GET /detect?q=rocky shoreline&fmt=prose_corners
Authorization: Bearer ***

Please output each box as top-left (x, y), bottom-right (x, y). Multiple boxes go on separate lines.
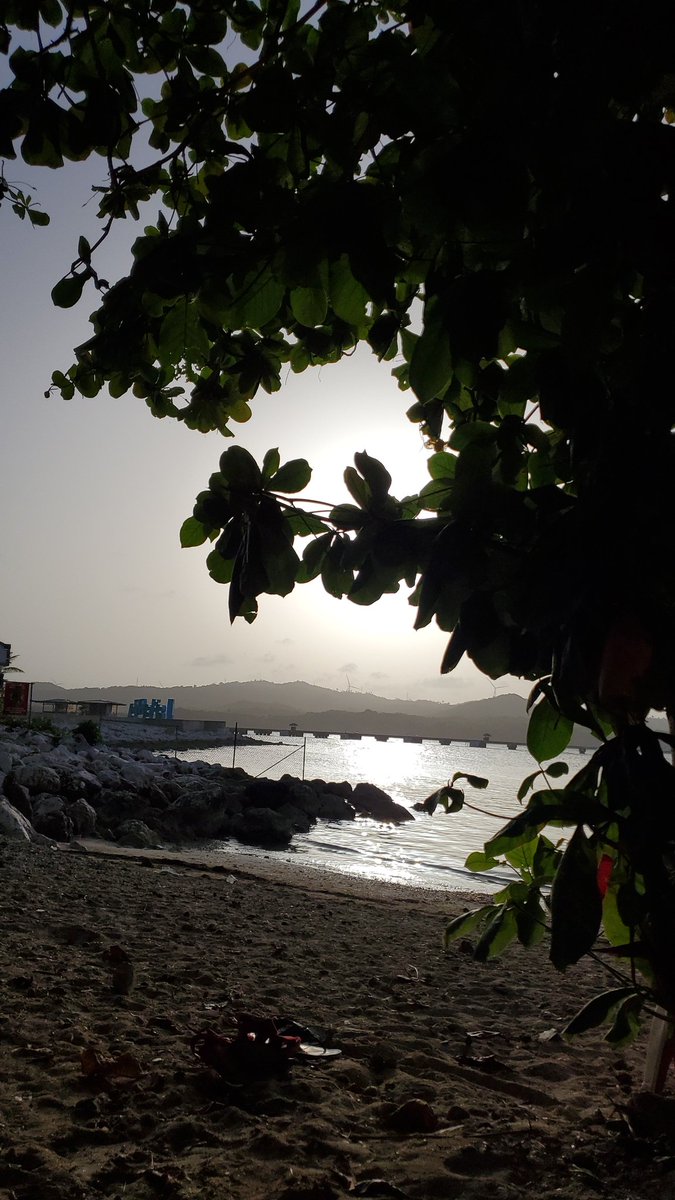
top-left (0, 724), bottom-right (414, 851)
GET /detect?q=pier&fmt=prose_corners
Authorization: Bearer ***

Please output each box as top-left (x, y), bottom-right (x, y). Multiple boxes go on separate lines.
top-left (245, 728), bottom-right (590, 752)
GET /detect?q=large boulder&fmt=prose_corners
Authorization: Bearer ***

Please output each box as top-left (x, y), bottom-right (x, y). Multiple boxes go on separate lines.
top-left (315, 790), bottom-right (356, 821)
top-left (120, 761), bottom-right (160, 788)
top-left (0, 798), bottom-right (36, 841)
top-left (140, 780), bottom-right (170, 809)
top-left (12, 764), bottom-right (61, 795)
top-left (244, 779), bottom-right (297, 810)
top-left (57, 768), bottom-right (102, 801)
top-left (116, 819), bottom-right (158, 848)
top-left (351, 782), bottom-right (414, 824)
top-left (3, 775), bottom-right (32, 821)
top-left (32, 794), bottom-right (74, 841)
top-left (277, 803), bottom-right (313, 834)
top-left (90, 788), bottom-right (149, 828)
top-left (312, 779), bottom-right (353, 800)
top-left (168, 788), bottom-right (245, 839)
top-left (230, 807), bottom-right (296, 847)
top-left (278, 778), bottom-right (321, 817)
top-left (69, 797), bottom-right (97, 837)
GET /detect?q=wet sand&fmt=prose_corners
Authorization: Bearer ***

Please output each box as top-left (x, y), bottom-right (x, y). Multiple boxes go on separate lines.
top-left (0, 838), bottom-right (663, 1199)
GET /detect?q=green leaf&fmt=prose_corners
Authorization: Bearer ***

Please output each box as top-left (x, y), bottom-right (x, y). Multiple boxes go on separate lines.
top-left (159, 303), bottom-right (210, 367)
top-left (484, 793), bottom-right (579, 858)
top-left (27, 208), bottom-right (50, 226)
top-left (51, 275), bottom-right (84, 308)
top-left (321, 537), bottom-right (353, 598)
top-left (474, 907), bottom-right (518, 961)
top-left (409, 294), bottom-right (453, 402)
top-left (291, 285), bottom-right (328, 327)
top-left (451, 772), bottom-right (489, 789)
top-left (442, 786), bottom-right (465, 812)
top-left (418, 479), bottom-right (453, 511)
top-left (329, 504), bottom-right (365, 530)
top-left (545, 761), bottom-right (569, 779)
top-left (239, 273), bottom-right (285, 328)
top-left (427, 452), bottom-right (456, 480)
top-left (262, 447), bottom-right (281, 480)
top-left (550, 828), bottom-right (602, 970)
top-left (344, 466), bottom-right (372, 509)
top-left (604, 994), bottom-right (644, 1047)
top-left (517, 770), bottom-right (542, 802)
top-left (206, 546), bottom-right (235, 584)
top-left (269, 458), bottom-right (312, 493)
top-left (602, 883), bottom-right (633, 949)
top-left (527, 697), bottom-right (573, 763)
top-left (219, 446), bottom-right (262, 488)
top-left (465, 850), bottom-right (500, 873)
top-left (563, 987), bottom-right (640, 1037)
top-left (416, 785), bottom-right (465, 814)
top-left (353, 451), bottom-right (392, 504)
top-left (297, 531), bottom-right (333, 582)
top-left (514, 891), bottom-right (548, 949)
top-left (255, 517), bottom-right (300, 596)
top-left (285, 510), bottom-right (328, 536)
top-left (180, 516), bottom-right (209, 547)
top-left (444, 904), bottom-right (497, 947)
top-left (330, 258), bottom-right (369, 325)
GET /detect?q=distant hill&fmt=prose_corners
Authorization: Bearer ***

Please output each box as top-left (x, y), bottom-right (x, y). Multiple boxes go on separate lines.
top-left (30, 679), bottom-right (612, 746)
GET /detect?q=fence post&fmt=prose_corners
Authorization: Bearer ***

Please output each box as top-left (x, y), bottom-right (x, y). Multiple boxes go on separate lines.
top-left (302, 737), bottom-right (307, 781)
top-left (232, 722), bottom-right (238, 769)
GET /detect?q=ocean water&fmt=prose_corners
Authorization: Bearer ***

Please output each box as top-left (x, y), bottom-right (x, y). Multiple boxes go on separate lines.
top-left (175, 736), bottom-right (589, 892)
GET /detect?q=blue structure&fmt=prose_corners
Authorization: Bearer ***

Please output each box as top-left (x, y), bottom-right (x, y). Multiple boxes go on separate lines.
top-left (128, 697), bottom-right (175, 721)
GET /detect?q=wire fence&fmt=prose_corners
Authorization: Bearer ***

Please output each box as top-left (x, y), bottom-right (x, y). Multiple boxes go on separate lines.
top-left (229, 725), bottom-right (306, 779)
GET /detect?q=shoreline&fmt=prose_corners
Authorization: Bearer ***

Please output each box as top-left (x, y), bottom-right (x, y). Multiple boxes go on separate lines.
top-left (68, 836), bottom-right (493, 911)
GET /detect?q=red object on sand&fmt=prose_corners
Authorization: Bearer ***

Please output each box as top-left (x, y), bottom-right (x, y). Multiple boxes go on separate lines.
top-left (191, 1014), bottom-right (301, 1080)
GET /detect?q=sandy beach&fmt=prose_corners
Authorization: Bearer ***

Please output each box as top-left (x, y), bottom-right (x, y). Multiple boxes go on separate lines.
top-left (0, 838), bottom-right (667, 1200)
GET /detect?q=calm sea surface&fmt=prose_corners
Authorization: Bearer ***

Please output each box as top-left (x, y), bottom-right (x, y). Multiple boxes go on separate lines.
top-left (176, 736), bottom-right (588, 892)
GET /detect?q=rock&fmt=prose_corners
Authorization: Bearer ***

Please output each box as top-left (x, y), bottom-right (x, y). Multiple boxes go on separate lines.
top-left (315, 790), bottom-right (356, 821)
top-left (120, 761), bottom-right (159, 788)
top-left (32, 795), bottom-right (74, 842)
top-left (3, 775), bottom-right (33, 820)
top-left (116, 819), bottom-right (158, 848)
top-left (12, 764), bottom-right (61, 795)
top-left (90, 787), bottom-right (148, 826)
top-left (0, 722), bottom-right (398, 853)
top-left (385, 1098), bottom-right (439, 1133)
top-left (244, 779), bottom-right (297, 810)
top-left (0, 798), bottom-right (35, 841)
top-left (140, 781), bottom-right (170, 809)
top-left (277, 803), bottom-right (313, 834)
top-left (281, 778), bottom-right (321, 817)
top-left (168, 788), bottom-right (245, 839)
top-left (69, 797), bottom-right (97, 837)
top-left (230, 807), bottom-right (295, 847)
top-left (309, 777), bottom-right (353, 796)
top-left (351, 782), bottom-right (414, 823)
top-left (58, 768), bottom-right (102, 801)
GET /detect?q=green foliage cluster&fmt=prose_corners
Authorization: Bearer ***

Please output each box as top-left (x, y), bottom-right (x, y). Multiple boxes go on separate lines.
top-left (74, 718), bottom-right (102, 744)
top-left (433, 712), bottom-right (675, 1048)
top-left (4, 1), bottom-right (675, 1049)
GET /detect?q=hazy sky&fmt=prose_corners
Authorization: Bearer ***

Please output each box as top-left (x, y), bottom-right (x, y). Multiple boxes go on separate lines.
top-left (0, 155), bottom-right (528, 704)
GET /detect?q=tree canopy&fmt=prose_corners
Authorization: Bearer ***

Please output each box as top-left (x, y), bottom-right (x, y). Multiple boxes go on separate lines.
top-left (5, 0), bottom-right (675, 1046)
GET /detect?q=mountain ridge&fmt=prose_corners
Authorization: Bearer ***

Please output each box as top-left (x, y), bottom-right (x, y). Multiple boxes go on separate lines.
top-left (30, 680), bottom-right (602, 745)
